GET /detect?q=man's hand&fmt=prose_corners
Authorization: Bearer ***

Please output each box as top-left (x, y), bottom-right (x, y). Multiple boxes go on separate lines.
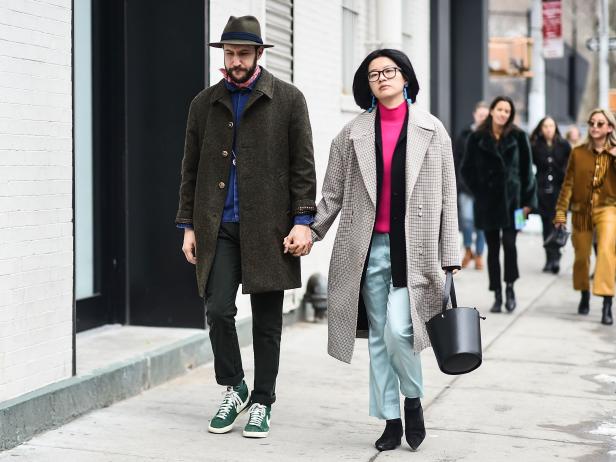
top-left (523, 206), bottom-right (532, 218)
top-left (283, 225), bottom-right (313, 257)
top-left (182, 228), bottom-right (197, 264)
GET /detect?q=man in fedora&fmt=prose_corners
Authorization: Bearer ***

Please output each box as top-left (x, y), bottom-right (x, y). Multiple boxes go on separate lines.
top-left (175, 15), bottom-right (316, 438)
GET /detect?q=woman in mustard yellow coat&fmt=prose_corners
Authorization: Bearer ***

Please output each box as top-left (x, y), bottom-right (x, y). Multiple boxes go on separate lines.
top-left (554, 108), bottom-right (616, 325)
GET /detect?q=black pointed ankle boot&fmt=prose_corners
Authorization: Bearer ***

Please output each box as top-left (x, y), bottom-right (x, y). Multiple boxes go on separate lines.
top-left (375, 418), bottom-right (403, 451)
top-left (505, 283), bottom-right (516, 312)
top-left (601, 297), bottom-right (613, 325)
top-left (490, 288), bottom-right (502, 313)
top-left (404, 398), bottom-right (426, 451)
top-left (578, 290), bottom-right (590, 315)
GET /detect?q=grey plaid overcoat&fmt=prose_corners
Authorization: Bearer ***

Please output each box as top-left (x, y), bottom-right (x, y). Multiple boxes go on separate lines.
top-left (311, 104), bottom-right (460, 364)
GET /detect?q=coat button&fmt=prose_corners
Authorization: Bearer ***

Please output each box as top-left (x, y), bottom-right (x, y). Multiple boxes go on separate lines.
top-left (222, 150), bottom-right (229, 157)
top-left (418, 212), bottom-right (423, 217)
top-left (418, 205), bottom-right (423, 209)
top-left (228, 121), bottom-right (234, 128)
top-left (218, 181), bottom-right (226, 189)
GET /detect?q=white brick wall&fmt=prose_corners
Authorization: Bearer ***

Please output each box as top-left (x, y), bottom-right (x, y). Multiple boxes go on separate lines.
top-left (0, 0), bottom-right (73, 402)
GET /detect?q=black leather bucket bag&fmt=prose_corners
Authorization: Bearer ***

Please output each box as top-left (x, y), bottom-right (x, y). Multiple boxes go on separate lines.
top-left (426, 271), bottom-right (485, 375)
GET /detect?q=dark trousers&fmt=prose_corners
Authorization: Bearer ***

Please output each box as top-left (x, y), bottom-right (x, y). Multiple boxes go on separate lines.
top-left (540, 212), bottom-right (561, 260)
top-left (205, 223), bottom-right (284, 405)
top-left (484, 228), bottom-right (519, 291)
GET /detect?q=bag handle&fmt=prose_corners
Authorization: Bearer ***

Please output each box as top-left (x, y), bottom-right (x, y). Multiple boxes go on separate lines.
top-left (442, 270), bottom-right (458, 313)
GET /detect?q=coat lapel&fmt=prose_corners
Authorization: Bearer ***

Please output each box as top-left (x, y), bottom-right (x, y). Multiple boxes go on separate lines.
top-left (210, 80), bottom-right (233, 114)
top-left (243, 68), bottom-right (274, 114)
top-left (350, 111), bottom-right (377, 207)
top-left (405, 104), bottom-right (435, 203)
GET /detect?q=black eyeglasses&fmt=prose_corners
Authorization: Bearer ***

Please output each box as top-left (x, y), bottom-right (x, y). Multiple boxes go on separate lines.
top-left (588, 120), bottom-right (607, 128)
top-left (367, 67), bottom-right (401, 82)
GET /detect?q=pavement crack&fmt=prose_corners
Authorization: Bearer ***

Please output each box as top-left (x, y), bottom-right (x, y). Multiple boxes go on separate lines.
top-left (428, 426), bottom-right (601, 446)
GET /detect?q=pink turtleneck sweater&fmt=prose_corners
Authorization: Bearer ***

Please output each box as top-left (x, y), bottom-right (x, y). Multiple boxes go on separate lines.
top-left (375, 100), bottom-right (407, 233)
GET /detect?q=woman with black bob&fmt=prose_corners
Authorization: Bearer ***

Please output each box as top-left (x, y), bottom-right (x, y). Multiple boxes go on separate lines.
top-left (307, 49), bottom-right (460, 452)
top-left (530, 116), bottom-right (571, 273)
top-left (461, 96), bottom-right (537, 313)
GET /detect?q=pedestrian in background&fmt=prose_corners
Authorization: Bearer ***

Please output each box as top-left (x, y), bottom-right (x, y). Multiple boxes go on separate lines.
top-left (454, 101), bottom-right (489, 270)
top-left (530, 116), bottom-right (571, 273)
top-left (176, 16), bottom-right (317, 438)
top-left (554, 108), bottom-right (616, 325)
top-left (566, 125), bottom-right (582, 147)
top-left (461, 96), bottom-right (537, 314)
top-left (307, 49), bottom-right (459, 452)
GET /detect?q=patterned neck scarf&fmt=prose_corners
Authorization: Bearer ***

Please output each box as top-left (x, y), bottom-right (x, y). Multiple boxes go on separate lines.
top-left (219, 65), bottom-right (262, 89)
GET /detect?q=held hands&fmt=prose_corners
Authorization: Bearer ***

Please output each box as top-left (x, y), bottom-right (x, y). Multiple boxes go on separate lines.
top-left (182, 228), bottom-right (197, 264)
top-left (283, 225), bottom-right (313, 257)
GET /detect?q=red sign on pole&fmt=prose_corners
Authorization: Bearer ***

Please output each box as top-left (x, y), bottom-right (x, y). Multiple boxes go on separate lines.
top-left (543, 0), bottom-right (564, 59)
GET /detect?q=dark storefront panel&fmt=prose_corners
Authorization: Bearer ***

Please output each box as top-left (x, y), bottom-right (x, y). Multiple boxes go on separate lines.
top-left (125, 0), bottom-right (206, 327)
top-left (76, 0), bottom-right (207, 331)
top-left (450, 0), bottom-right (489, 138)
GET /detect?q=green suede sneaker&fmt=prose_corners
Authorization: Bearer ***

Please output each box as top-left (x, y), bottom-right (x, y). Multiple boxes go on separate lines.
top-left (207, 380), bottom-right (250, 434)
top-left (242, 403), bottom-right (271, 438)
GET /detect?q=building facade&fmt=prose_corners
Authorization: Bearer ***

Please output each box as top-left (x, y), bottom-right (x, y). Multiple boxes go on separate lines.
top-left (0, 0), bottom-right (488, 404)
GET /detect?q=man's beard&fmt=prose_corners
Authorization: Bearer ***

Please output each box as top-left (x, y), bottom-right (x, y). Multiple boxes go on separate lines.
top-left (226, 57), bottom-right (258, 84)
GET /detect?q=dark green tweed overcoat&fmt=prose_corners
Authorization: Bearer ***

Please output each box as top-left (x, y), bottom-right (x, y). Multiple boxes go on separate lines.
top-left (175, 68), bottom-right (317, 296)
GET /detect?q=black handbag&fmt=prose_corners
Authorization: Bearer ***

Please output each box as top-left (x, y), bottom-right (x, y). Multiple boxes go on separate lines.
top-left (426, 271), bottom-right (485, 375)
top-left (543, 227), bottom-right (570, 249)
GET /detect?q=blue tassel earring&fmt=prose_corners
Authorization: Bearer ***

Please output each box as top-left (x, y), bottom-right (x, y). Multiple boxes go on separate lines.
top-left (368, 95), bottom-right (377, 113)
top-left (403, 84), bottom-right (413, 104)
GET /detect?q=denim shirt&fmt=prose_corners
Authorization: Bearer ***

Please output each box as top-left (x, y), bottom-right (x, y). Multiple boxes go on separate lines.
top-left (178, 74), bottom-right (313, 229)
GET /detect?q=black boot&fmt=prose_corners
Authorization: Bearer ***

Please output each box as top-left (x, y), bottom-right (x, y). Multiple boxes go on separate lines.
top-left (542, 250), bottom-right (552, 272)
top-left (578, 290), bottom-right (590, 315)
top-left (550, 249), bottom-right (561, 274)
top-left (375, 418), bottom-right (403, 451)
top-left (505, 283), bottom-right (516, 312)
top-left (490, 288), bottom-right (502, 313)
top-left (404, 398), bottom-right (426, 451)
top-left (601, 297), bottom-right (613, 325)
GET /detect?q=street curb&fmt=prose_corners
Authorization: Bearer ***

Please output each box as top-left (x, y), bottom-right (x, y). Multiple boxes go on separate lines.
top-left (0, 308), bottom-right (301, 451)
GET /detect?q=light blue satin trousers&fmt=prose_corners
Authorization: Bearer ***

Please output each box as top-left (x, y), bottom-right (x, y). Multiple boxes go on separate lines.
top-left (361, 233), bottom-right (424, 420)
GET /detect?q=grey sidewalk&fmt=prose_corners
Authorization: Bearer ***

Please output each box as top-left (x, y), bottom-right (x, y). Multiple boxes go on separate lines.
top-left (1, 233), bottom-right (615, 461)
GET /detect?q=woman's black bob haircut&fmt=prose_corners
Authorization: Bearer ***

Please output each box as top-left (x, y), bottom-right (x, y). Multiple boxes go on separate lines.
top-left (352, 49), bottom-right (420, 110)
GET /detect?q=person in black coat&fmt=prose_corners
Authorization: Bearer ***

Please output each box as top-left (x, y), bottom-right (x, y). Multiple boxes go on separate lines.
top-left (461, 96), bottom-right (538, 313)
top-left (530, 116), bottom-right (571, 274)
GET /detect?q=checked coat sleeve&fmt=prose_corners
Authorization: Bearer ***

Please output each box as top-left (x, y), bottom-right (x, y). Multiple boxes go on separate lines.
top-left (437, 121), bottom-right (461, 269)
top-left (311, 132), bottom-right (347, 242)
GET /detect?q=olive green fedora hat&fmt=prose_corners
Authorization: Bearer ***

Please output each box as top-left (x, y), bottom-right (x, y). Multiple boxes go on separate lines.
top-left (209, 15), bottom-right (274, 48)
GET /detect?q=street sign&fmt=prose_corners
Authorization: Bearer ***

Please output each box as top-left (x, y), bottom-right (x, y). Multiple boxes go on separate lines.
top-left (543, 0), bottom-right (564, 59)
top-left (586, 37), bottom-right (616, 52)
